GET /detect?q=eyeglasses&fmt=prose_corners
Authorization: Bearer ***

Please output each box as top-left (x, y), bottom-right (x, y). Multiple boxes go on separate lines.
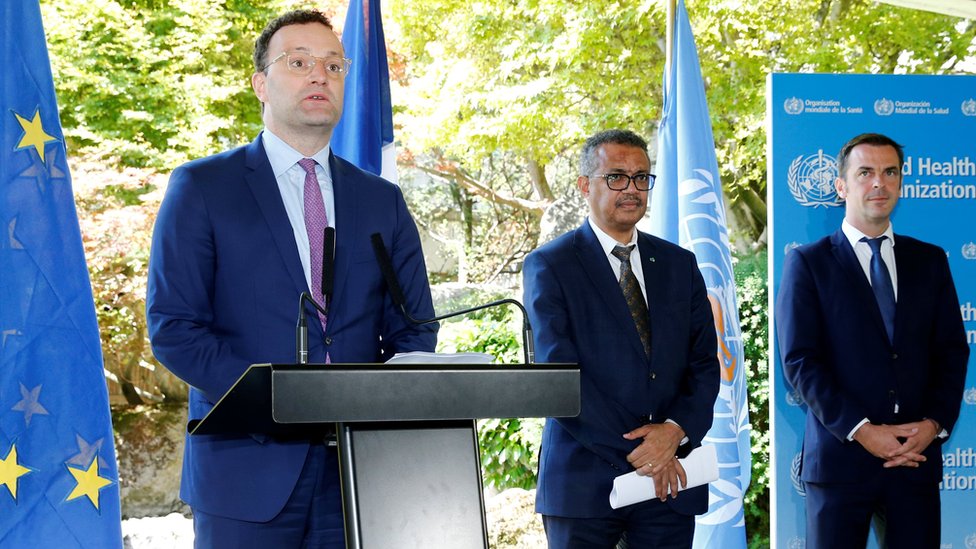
top-left (588, 173), bottom-right (656, 191)
top-left (263, 51), bottom-right (352, 78)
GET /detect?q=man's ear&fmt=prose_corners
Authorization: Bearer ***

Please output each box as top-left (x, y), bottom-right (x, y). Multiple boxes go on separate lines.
top-left (251, 71), bottom-right (267, 103)
top-left (835, 177), bottom-right (846, 200)
top-left (577, 176), bottom-right (590, 197)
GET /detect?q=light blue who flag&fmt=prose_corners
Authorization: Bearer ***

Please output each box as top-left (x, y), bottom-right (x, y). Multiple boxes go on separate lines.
top-left (332, 0), bottom-right (397, 181)
top-left (649, 1), bottom-right (751, 547)
top-left (0, 1), bottom-right (123, 547)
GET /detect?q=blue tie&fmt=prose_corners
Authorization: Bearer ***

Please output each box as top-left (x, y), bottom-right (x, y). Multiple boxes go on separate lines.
top-left (862, 236), bottom-right (896, 342)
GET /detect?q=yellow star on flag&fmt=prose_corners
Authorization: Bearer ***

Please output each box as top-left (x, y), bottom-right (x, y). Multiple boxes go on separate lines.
top-left (66, 457), bottom-right (113, 510)
top-left (0, 444), bottom-right (32, 501)
top-left (14, 109), bottom-right (58, 162)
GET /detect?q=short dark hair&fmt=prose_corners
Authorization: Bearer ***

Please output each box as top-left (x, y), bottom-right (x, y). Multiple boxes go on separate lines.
top-left (580, 129), bottom-right (649, 176)
top-left (253, 9), bottom-right (334, 72)
top-left (837, 133), bottom-right (905, 178)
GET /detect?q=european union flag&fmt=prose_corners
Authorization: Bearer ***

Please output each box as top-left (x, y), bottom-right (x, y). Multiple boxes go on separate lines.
top-left (649, 1), bottom-right (751, 547)
top-left (1, 1), bottom-right (123, 546)
top-left (332, 0), bottom-right (397, 182)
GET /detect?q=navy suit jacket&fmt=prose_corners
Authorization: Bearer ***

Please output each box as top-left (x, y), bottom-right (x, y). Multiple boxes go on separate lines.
top-left (146, 135), bottom-right (437, 521)
top-left (776, 229), bottom-right (968, 484)
top-left (523, 222), bottom-right (719, 518)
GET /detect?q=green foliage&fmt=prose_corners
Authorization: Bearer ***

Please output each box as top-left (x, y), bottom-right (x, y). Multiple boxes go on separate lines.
top-left (477, 417), bottom-right (544, 492)
top-left (393, 0), bottom-right (665, 168)
top-left (42, 0), bottom-right (279, 169)
top-left (734, 248), bottom-right (770, 548)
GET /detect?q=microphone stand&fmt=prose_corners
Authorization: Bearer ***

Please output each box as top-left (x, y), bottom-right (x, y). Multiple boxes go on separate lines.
top-left (398, 298), bottom-right (535, 365)
top-left (296, 292), bottom-right (329, 365)
top-left (297, 226), bottom-right (336, 365)
top-left (370, 233), bottom-right (535, 365)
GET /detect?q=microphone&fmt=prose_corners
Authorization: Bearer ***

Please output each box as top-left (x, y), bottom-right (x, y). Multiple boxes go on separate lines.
top-left (370, 233), bottom-right (536, 364)
top-left (297, 227), bottom-right (336, 364)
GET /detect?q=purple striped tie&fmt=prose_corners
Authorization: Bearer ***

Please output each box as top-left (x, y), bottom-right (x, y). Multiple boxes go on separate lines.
top-left (299, 158), bottom-right (329, 331)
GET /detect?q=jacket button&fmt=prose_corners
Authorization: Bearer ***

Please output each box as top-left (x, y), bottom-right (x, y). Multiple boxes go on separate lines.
top-left (649, 372), bottom-right (657, 380)
top-left (892, 353), bottom-right (898, 360)
top-left (324, 337), bottom-right (333, 345)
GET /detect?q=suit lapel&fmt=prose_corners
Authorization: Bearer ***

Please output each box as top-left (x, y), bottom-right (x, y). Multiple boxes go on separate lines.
top-left (828, 228), bottom-right (889, 342)
top-left (637, 233), bottom-right (661, 353)
top-left (244, 135), bottom-right (308, 295)
top-left (573, 223), bottom-right (648, 360)
top-left (327, 153), bottom-right (359, 324)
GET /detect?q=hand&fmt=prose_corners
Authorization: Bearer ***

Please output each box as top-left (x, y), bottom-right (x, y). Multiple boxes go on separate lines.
top-left (624, 422), bottom-right (684, 481)
top-left (647, 456), bottom-right (687, 501)
top-left (893, 419), bottom-right (940, 466)
top-left (852, 423), bottom-right (926, 468)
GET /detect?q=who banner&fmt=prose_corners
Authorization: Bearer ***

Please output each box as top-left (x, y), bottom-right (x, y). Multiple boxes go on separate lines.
top-left (769, 73), bottom-right (976, 548)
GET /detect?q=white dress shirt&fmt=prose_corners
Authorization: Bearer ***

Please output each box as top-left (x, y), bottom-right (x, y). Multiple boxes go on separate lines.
top-left (841, 219), bottom-right (898, 300)
top-left (261, 129), bottom-right (335, 291)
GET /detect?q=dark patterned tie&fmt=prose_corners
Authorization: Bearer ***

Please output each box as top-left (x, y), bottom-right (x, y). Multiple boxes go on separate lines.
top-left (299, 158), bottom-right (329, 331)
top-left (862, 236), bottom-right (896, 342)
top-left (611, 245), bottom-right (651, 358)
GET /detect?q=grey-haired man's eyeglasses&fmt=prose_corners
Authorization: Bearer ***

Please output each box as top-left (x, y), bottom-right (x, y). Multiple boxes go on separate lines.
top-left (588, 173), bottom-right (656, 191)
top-left (263, 51), bottom-right (352, 78)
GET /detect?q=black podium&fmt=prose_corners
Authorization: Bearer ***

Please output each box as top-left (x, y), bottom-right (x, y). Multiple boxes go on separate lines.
top-left (189, 362), bottom-right (579, 549)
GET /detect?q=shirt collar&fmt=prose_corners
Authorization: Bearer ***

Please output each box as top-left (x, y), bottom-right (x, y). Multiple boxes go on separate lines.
top-left (261, 129), bottom-right (332, 179)
top-left (588, 216), bottom-right (638, 257)
top-left (841, 218), bottom-right (895, 249)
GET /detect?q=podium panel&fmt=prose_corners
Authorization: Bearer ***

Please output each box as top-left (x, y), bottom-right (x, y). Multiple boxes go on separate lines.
top-left (340, 421), bottom-right (487, 549)
top-left (270, 363), bottom-right (580, 423)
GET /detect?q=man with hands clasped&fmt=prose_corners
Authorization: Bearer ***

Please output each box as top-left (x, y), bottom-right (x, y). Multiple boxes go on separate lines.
top-left (524, 129), bottom-right (720, 548)
top-left (776, 133), bottom-right (969, 548)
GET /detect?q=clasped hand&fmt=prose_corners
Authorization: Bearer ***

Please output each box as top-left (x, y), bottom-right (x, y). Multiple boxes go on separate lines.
top-left (623, 423), bottom-right (686, 501)
top-left (852, 419), bottom-right (939, 468)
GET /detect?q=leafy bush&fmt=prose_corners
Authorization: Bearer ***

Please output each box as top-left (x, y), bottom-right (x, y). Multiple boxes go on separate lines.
top-left (734, 248), bottom-right (770, 549)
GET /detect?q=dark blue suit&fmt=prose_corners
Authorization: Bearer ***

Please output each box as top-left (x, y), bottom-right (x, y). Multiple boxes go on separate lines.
top-left (523, 222), bottom-right (719, 528)
top-left (776, 229), bottom-right (969, 546)
top-left (146, 134), bottom-right (436, 523)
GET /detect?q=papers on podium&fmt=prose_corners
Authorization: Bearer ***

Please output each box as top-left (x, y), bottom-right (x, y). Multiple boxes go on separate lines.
top-left (609, 444), bottom-right (719, 509)
top-left (387, 351), bottom-right (495, 364)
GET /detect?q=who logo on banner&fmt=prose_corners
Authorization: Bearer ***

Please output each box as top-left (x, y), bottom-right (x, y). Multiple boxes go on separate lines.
top-left (874, 97), bottom-right (895, 116)
top-left (961, 98), bottom-right (976, 116)
top-left (964, 387), bottom-right (976, 405)
top-left (784, 97), bottom-right (804, 115)
top-left (962, 242), bottom-right (976, 260)
top-left (787, 150), bottom-right (844, 207)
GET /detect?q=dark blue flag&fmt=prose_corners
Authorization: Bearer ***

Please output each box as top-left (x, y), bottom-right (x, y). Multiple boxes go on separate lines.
top-left (332, 0), bottom-right (397, 181)
top-left (0, 1), bottom-right (123, 546)
top-left (649, 1), bottom-right (750, 547)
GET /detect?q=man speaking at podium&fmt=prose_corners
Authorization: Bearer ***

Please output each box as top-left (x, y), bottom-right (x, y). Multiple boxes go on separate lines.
top-left (523, 129), bottom-right (719, 548)
top-left (146, 9), bottom-right (436, 548)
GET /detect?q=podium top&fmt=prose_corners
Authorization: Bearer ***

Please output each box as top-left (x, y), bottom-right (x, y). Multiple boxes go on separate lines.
top-left (189, 362), bottom-right (580, 436)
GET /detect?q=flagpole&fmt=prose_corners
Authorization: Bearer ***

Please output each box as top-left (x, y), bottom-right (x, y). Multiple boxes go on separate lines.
top-left (664, 0), bottom-right (676, 95)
